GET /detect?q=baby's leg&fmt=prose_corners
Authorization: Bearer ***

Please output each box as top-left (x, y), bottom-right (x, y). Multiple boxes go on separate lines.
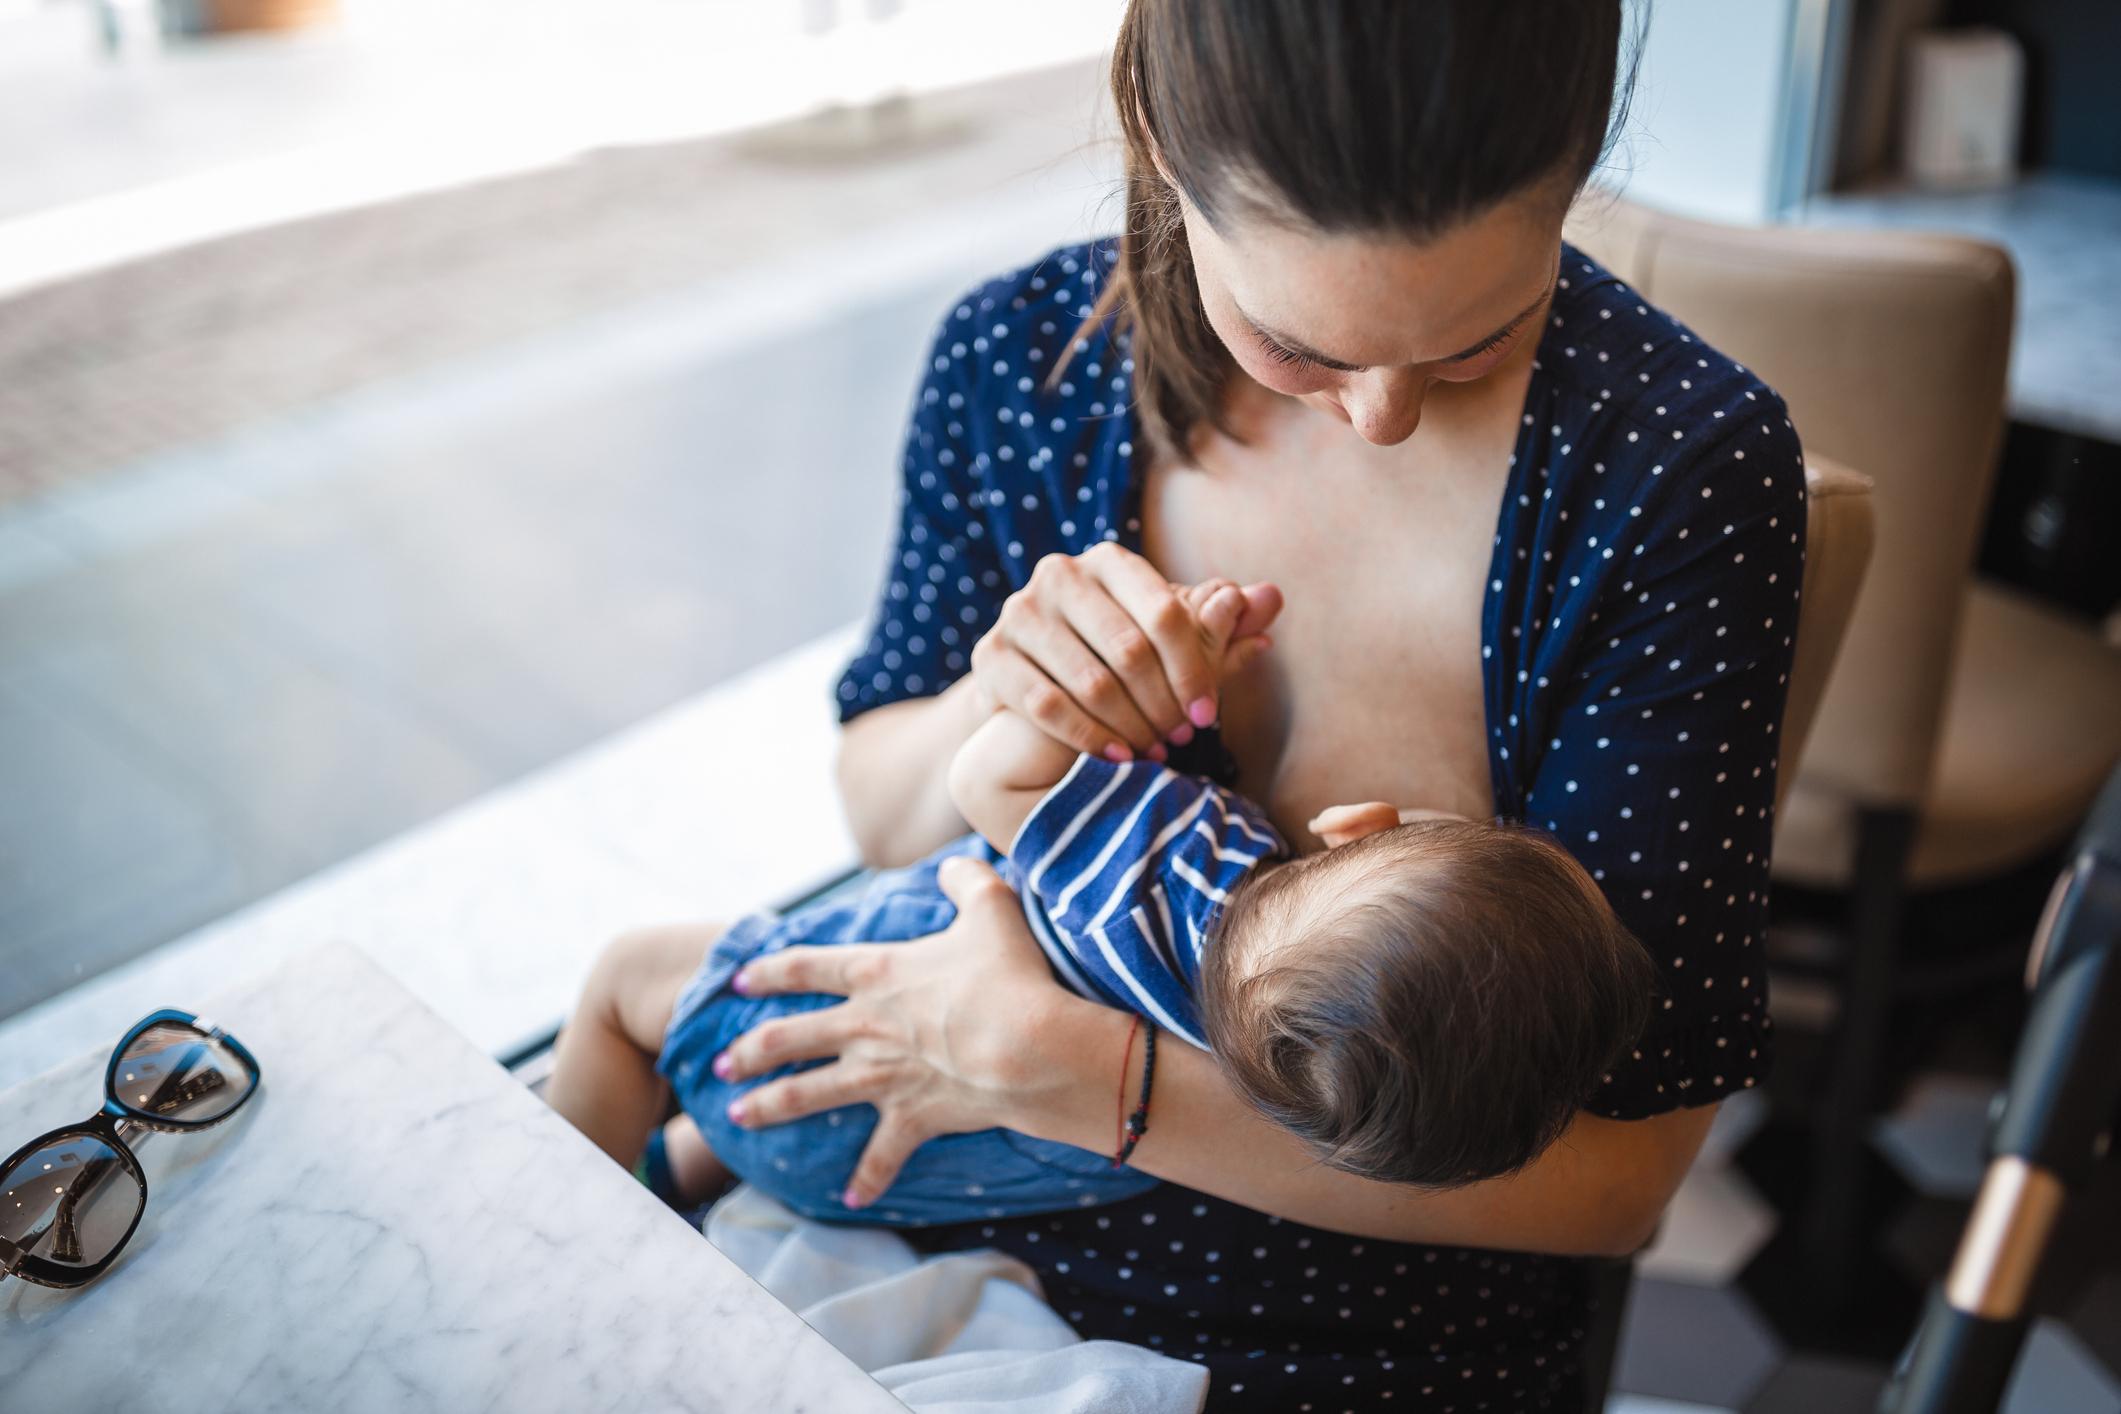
top-left (545, 922), bottom-right (722, 1168)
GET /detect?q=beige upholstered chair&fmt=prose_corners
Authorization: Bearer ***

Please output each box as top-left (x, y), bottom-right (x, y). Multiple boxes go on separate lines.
top-left (1778, 457), bottom-right (1875, 820)
top-left (1565, 192), bottom-right (2121, 1310)
top-left (1567, 194), bottom-right (2121, 898)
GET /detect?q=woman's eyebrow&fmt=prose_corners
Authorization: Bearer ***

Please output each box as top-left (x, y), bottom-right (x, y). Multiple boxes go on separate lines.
top-left (1241, 279), bottom-right (1553, 371)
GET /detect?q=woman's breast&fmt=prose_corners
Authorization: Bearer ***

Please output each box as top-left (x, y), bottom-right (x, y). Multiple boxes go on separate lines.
top-left (1137, 412), bottom-right (1508, 847)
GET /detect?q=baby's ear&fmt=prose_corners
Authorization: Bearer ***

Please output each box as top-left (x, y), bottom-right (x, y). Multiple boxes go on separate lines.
top-left (1307, 801), bottom-right (1402, 848)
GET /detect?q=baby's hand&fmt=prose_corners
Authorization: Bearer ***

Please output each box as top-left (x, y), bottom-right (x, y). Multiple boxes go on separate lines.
top-left (1174, 577), bottom-right (1282, 684)
top-left (1308, 802), bottom-right (1471, 849)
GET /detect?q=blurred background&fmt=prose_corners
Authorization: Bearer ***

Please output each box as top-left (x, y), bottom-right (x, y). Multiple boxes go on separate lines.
top-left (0, 0), bottom-right (1135, 1013)
top-left (0, 1), bottom-right (2116, 1410)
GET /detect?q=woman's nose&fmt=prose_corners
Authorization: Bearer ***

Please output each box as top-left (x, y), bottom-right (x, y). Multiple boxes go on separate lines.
top-left (1340, 368), bottom-right (1428, 446)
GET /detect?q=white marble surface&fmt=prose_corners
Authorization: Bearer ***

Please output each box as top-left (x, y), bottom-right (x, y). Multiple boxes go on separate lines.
top-left (0, 940), bottom-right (906, 1414)
top-left (0, 624), bottom-right (864, 1086)
top-left (1802, 172), bottom-right (2121, 444)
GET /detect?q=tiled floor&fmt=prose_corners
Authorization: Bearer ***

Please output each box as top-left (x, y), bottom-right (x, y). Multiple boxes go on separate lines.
top-left (1602, 993), bottom-right (2121, 1413)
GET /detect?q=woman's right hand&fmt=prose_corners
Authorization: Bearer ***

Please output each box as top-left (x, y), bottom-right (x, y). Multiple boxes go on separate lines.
top-left (968, 541), bottom-right (1281, 762)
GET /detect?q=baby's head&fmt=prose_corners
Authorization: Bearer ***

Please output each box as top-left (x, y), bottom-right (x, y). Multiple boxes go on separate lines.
top-left (1198, 818), bottom-right (1655, 1188)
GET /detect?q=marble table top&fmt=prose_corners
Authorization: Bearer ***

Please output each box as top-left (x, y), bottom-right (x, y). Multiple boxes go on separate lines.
top-left (0, 941), bottom-right (906, 1414)
top-left (1802, 172), bottom-right (2121, 445)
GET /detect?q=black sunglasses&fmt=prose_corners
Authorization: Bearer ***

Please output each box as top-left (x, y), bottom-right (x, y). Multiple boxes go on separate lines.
top-left (1, 1009), bottom-right (260, 1289)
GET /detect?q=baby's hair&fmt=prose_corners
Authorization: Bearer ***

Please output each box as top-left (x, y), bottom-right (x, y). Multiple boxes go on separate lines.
top-left (1198, 818), bottom-right (1655, 1188)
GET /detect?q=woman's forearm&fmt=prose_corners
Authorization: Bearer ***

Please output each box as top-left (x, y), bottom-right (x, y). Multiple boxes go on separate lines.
top-left (835, 675), bottom-right (992, 868)
top-left (1007, 990), bottom-right (1712, 1257)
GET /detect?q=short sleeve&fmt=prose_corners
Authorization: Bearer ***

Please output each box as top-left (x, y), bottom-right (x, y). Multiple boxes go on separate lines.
top-left (832, 307), bottom-right (1007, 724)
top-left (1008, 755), bottom-right (1286, 1047)
top-left (1527, 405), bottom-right (1808, 1120)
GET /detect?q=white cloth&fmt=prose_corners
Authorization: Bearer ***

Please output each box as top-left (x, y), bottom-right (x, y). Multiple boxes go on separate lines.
top-left (704, 1185), bottom-right (1209, 1414)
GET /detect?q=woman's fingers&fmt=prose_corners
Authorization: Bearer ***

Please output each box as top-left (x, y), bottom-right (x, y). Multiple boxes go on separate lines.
top-left (972, 639), bottom-right (1128, 760)
top-left (1011, 603), bottom-right (1165, 758)
top-left (842, 1115), bottom-right (928, 1211)
top-left (733, 940), bottom-right (891, 1000)
top-left (714, 1006), bottom-right (858, 1082)
top-left (1084, 545), bottom-right (1220, 730)
top-left (727, 1058), bottom-right (884, 1129)
top-left (935, 852), bottom-right (1018, 912)
top-left (1051, 584), bottom-right (1187, 752)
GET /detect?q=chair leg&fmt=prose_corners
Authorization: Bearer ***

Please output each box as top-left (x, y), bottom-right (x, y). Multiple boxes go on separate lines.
top-left (1803, 806), bottom-right (1917, 1302)
top-left (1579, 1255), bottom-right (1638, 1410)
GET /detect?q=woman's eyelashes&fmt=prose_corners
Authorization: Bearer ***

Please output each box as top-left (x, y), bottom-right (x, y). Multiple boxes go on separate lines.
top-left (1250, 324), bottom-right (1517, 377)
top-left (1254, 329), bottom-right (1324, 373)
top-left (1455, 328), bottom-right (1514, 362)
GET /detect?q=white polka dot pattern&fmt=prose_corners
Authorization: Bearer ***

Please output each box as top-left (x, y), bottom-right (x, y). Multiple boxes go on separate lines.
top-left (843, 239), bottom-right (1808, 1412)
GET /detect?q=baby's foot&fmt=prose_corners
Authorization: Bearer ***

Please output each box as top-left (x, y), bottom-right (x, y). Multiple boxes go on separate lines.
top-left (660, 1114), bottom-right (735, 1207)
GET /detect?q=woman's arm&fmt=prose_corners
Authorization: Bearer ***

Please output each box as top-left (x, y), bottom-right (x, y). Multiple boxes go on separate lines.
top-left (1003, 978), bottom-right (1713, 1256)
top-left (713, 855), bottom-right (1714, 1256)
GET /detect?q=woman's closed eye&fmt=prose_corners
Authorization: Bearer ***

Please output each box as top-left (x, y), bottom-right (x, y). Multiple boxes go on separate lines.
top-left (1253, 328), bottom-right (1332, 374)
top-left (1251, 323), bottom-right (1518, 376)
top-left (1451, 327), bottom-right (1516, 363)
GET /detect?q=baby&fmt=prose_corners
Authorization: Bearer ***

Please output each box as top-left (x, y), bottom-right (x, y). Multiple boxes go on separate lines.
top-left (557, 580), bottom-right (1654, 1224)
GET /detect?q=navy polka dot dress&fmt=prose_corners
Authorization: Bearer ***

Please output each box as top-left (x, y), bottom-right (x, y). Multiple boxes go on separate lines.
top-left (837, 239), bottom-right (1807, 1412)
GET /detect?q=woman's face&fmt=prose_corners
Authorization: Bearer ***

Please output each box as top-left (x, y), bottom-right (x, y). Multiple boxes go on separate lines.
top-left (1182, 188), bottom-right (1567, 447)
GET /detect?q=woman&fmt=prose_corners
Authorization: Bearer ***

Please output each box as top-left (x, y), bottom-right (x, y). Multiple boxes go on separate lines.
top-left (600, 3), bottom-right (1805, 1408)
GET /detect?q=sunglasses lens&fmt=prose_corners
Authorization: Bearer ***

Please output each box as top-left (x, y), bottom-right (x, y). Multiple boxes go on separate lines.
top-left (2, 1133), bottom-right (143, 1273)
top-left (115, 1022), bottom-right (255, 1125)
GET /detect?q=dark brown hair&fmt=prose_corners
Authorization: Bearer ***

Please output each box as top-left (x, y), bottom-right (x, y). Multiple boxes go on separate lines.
top-left (1198, 819), bottom-right (1656, 1187)
top-left (1074, 0), bottom-right (1637, 459)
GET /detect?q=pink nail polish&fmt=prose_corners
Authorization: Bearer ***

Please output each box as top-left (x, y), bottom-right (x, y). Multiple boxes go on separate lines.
top-left (1188, 696), bottom-right (1217, 728)
top-left (726, 1100), bottom-right (747, 1126)
top-left (731, 970), bottom-right (752, 996)
top-left (1102, 743), bottom-right (1132, 763)
top-left (1168, 721), bottom-right (1195, 747)
top-left (1146, 742), bottom-right (1167, 763)
top-left (841, 1187), bottom-right (866, 1210)
top-left (712, 1053), bottom-right (735, 1081)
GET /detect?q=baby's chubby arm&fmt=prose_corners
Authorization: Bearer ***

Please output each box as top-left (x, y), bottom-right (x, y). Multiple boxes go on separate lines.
top-left (948, 578), bottom-right (1280, 856)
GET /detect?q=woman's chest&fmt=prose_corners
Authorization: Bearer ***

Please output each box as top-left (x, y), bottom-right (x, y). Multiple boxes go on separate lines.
top-left (1135, 402), bottom-right (1517, 843)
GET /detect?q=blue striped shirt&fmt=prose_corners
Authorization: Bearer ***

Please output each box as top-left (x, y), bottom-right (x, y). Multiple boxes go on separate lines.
top-left (1003, 755), bottom-right (1288, 1050)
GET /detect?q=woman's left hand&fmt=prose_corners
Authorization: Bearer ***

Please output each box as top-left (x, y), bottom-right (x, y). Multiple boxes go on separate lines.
top-left (711, 854), bottom-right (1101, 1208)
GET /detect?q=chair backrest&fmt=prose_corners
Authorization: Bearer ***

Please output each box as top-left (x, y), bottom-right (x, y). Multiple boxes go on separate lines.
top-left (1565, 193), bottom-right (2014, 813)
top-left (1784, 457), bottom-right (1876, 818)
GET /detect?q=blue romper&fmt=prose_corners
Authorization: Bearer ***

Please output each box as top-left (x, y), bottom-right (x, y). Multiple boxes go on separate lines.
top-left (826, 239), bottom-right (1807, 1412)
top-left (657, 752), bottom-right (1287, 1224)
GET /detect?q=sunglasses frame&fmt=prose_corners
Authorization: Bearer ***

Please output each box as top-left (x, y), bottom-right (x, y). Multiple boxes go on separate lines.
top-left (0, 1008), bottom-right (261, 1289)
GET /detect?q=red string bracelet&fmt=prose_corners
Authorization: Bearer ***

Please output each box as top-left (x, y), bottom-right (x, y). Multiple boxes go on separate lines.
top-left (1112, 1015), bottom-right (1140, 1160)
top-left (1113, 1021), bottom-right (1157, 1169)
